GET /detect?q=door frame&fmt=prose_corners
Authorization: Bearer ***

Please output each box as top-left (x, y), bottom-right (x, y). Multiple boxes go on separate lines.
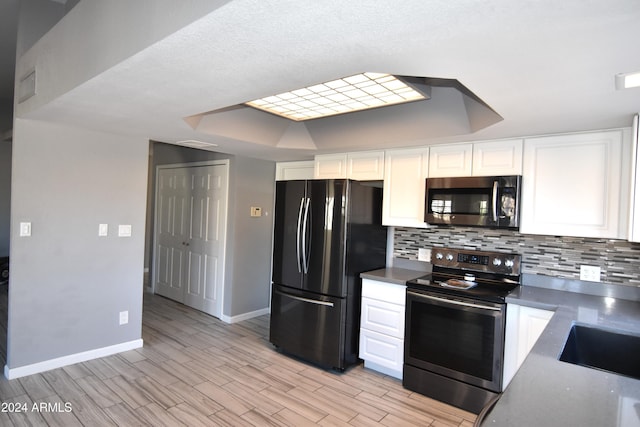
top-left (151, 160), bottom-right (229, 319)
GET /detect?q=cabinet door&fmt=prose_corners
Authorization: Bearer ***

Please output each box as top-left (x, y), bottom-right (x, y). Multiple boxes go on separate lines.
top-left (347, 151), bottom-right (385, 180)
top-left (383, 147), bottom-right (430, 227)
top-left (472, 139), bottom-right (523, 176)
top-left (275, 161), bottom-right (315, 181)
top-left (361, 297), bottom-right (405, 339)
top-left (503, 304), bottom-right (554, 390)
top-left (521, 130), bottom-right (626, 238)
top-left (314, 154), bottom-right (347, 179)
top-left (428, 143), bottom-right (473, 177)
top-left (359, 329), bottom-right (404, 376)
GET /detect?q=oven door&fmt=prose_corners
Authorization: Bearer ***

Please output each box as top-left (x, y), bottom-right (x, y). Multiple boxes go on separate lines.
top-left (405, 289), bottom-right (506, 392)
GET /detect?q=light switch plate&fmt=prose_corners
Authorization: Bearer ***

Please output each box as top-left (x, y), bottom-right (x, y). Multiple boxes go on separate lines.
top-left (118, 224), bottom-right (132, 237)
top-left (98, 224), bottom-right (108, 237)
top-left (19, 222), bottom-right (31, 237)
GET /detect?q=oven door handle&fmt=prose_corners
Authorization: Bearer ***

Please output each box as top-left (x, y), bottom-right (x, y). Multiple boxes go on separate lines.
top-left (408, 291), bottom-right (502, 312)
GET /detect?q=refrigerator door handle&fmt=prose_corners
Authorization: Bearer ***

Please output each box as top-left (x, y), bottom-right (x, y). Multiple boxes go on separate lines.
top-left (302, 197), bottom-right (311, 274)
top-left (296, 197), bottom-right (305, 273)
top-left (274, 288), bottom-right (335, 307)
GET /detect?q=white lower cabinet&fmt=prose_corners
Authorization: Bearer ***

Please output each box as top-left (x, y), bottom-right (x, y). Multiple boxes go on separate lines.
top-left (359, 279), bottom-right (406, 379)
top-left (503, 304), bottom-right (554, 390)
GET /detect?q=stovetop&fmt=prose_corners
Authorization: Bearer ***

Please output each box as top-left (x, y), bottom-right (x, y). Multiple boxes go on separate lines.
top-left (406, 248), bottom-right (522, 303)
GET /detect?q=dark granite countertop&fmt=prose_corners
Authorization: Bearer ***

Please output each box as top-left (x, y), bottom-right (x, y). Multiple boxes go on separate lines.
top-left (483, 276), bottom-right (640, 427)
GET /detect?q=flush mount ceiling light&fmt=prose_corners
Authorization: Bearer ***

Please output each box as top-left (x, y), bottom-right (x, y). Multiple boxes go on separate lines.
top-left (615, 71), bottom-right (640, 90)
top-left (245, 73), bottom-right (430, 121)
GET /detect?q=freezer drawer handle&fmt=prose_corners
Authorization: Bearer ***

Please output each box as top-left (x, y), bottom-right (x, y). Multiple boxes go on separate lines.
top-left (275, 289), bottom-right (334, 307)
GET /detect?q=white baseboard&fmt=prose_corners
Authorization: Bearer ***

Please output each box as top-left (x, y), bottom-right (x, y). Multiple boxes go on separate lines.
top-left (220, 307), bottom-right (270, 324)
top-left (4, 338), bottom-right (144, 380)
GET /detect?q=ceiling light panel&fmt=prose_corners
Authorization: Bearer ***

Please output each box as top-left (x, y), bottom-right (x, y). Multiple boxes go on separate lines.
top-left (245, 73), bottom-right (427, 121)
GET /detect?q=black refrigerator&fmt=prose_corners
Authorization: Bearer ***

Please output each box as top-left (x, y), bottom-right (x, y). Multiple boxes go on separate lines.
top-left (270, 179), bottom-right (387, 371)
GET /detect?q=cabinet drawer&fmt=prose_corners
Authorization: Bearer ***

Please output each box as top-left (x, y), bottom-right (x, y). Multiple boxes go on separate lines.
top-left (361, 297), bottom-right (405, 338)
top-left (359, 329), bottom-right (404, 372)
top-left (361, 279), bottom-right (406, 305)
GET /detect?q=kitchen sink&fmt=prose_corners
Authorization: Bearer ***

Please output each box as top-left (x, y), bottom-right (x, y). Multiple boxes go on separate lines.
top-left (559, 324), bottom-right (640, 380)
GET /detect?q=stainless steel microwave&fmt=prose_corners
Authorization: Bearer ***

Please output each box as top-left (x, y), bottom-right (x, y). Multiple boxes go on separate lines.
top-left (424, 175), bottom-right (521, 229)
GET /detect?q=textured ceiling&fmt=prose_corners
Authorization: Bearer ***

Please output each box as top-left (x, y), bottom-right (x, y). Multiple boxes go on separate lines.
top-left (15, 0), bottom-right (640, 160)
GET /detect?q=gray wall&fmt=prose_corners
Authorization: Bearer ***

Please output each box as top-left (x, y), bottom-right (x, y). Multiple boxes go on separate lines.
top-left (148, 142), bottom-right (275, 319)
top-left (8, 119), bottom-right (148, 368)
top-left (226, 156), bottom-right (275, 317)
top-left (0, 141), bottom-right (10, 257)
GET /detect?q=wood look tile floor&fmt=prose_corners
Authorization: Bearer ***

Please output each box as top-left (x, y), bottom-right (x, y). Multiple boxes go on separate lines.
top-left (0, 287), bottom-right (476, 426)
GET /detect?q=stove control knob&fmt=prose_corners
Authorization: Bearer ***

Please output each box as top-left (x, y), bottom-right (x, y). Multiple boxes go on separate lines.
top-left (435, 252), bottom-right (444, 260)
top-left (445, 253), bottom-right (454, 261)
top-left (505, 259), bottom-right (514, 268)
top-left (493, 258), bottom-right (502, 266)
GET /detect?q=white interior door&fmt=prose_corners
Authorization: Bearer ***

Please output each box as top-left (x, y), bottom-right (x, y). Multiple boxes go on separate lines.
top-left (154, 162), bottom-right (228, 319)
top-left (155, 168), bottom-right (190, 302)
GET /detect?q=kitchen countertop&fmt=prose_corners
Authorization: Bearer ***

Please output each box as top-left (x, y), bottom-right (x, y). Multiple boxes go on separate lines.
top-left (360, 267), bottom-right (428, 285)
top-left (483, 277), bottom-right (640, 427)
top-left (360, 258), bottom-right (431, 285)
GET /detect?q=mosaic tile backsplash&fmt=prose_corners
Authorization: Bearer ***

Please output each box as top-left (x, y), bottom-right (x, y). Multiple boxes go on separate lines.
top-left (393, 227), bottom-right (640, 287)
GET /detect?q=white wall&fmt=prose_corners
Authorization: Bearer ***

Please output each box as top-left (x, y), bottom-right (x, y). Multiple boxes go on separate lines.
top-left (7, 119), bottom-right (148, 374)
top-left (225, 156), bottom-right (275, 318)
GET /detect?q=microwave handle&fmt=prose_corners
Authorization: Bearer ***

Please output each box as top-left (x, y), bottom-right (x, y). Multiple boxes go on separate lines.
top-left (492, 180), bottom-right (499, 222)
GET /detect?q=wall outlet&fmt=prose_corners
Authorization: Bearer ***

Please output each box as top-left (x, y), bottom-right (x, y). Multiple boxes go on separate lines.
top-left (418, 248), bottom-right (431, 262)
top-left (580, 265), bottom-right (601, 282)
top-left (119, 311), bottom-right (128, 325)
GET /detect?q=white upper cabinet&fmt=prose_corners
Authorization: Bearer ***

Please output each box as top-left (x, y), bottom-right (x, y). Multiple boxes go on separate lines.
top-left (428, 139), bottom-right (523, 177)
top-left (472, 139), bottom-right (523, 176)
top-left (383, 147), bottom-right (430, 228)
top-left (428, 143), bottom-right (473, 177)
top-left (346, 150), bottom-right (385, 180)
top-left (314, 151), bottom-right (385, 180)
top-left (275, 161), bottom-right (315, 181)
top-left (314, 153), bottom-right (347, 179)
top-left (520, 130), bottom-right (629, 238)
